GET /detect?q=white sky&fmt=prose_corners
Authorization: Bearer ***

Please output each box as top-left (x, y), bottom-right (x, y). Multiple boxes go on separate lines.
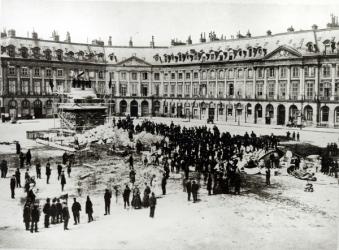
top-left (0, 0), bottom-right (338, 46)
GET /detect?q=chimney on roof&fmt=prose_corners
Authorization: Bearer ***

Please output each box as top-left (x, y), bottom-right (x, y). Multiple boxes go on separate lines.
top-left (266, 30), bottom-right (272, 36)
top-left (150, 36), bottom-right (155, 48)
top-left (92, 39), bottom-right (104, 46)
top-left (287, 26), bottom-right (294, 32)
top-left (246, 30), bottom-right (251, 38)
top-left (52, 31), bottom-right (59, 42)
top-left (187, 35), bottom-right (192, 45)
top-left (1, 29), bottom-right (7, 38)
top-left (8, 29), bottom-right (16, 37)
top-left (32, 30), bottom-right (38, 39)
top-left (312, 24), bottom-right (318, 30)
top-left (65, 32), bottom-right (71, 43)
top-left (129, 37), bottom-right (133, 47)
top-left (108, 36), bottom-right (112, 46)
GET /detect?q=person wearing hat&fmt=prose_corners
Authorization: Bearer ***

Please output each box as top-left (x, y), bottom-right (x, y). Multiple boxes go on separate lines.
top-left (104, 189), bottom-right (112, 215)
top-left (85, 196), bottom-right (94, 223)
top-left (23, 202), bottom-right (31, 230)
top-left (57, 163), bottom-right (62, 180)
top-left (161, 173), bottom-right (167, 195)
top-left (149, 192), bottom-right (157, 218)
top-left (30, 203), bottom-right (40, 233)
top-left (56, 199), bottom-right (63, 223)
top-left (45, 160), bottom-right (51, 184)
top-left (15, 168), bottom-right (21, 188)
top-left (62, 202), bottom-right (70, 230)
top-left (43, 198), bottom-right (51, 228)
top-left (60, 171), bottom-right (66, 192)
top-left (10, 175), bottom-right (16, 199)
top-left (71, 198), bottom-right (81, 225)
top-left (50, 198), bottom-right (57, 224)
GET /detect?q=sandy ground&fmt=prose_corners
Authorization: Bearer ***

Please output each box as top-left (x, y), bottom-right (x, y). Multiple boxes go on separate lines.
top-left (0, 118), bottom-right (338, 250)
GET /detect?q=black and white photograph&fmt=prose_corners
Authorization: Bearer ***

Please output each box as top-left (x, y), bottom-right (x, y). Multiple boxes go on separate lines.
top-left (0, 0), bottom-right (338, 249)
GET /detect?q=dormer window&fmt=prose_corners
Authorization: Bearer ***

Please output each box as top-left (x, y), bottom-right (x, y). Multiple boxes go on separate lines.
top-left (32, 47), bottom-right (40, 59)
top-left (56, 49), bottom-right (63, 61)
top-left (44, 49), bottom-right (52, 60)
top-left (20, 47), bottom-right (28, 58)
top-left (77, 51), bottom-right (84, 60)
top-left (8, 45), bottom-right (15, 57)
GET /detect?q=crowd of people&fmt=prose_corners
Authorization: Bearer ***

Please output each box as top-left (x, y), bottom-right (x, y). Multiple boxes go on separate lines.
top-left (3, 116), bottom-right (337, 234)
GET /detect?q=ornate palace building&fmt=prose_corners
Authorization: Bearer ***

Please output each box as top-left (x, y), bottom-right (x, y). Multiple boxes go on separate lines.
top-left (1, 16), bottom-right (339, 127)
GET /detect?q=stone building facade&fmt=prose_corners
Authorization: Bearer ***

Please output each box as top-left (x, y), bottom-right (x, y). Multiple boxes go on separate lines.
top-left (1, 19), bottom-right (339, 127)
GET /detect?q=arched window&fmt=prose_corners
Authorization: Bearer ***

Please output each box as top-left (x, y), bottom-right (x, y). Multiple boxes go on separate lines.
top-left (20, 47), bottom-right (28, 58)
top-left (321, 106), bottom-right (329, 122)
top-left (7, 45), bottom-right (15, 57)
top-left (44, 49), bottom-right (52, 60)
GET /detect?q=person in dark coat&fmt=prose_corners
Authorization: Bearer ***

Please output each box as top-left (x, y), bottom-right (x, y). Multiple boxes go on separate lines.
top-left (128, 154), bottom-right (134, 169)
top-left (60, 171), bottom-right (66, 192)
top-left (30, 204), bottom-right (40, 233)
top-left (123, 185), bottom-right (131, 209)
top-left (149, 192), bottom-right (157, 218)
top-left (62, 152), bottom-right (68, 165)
top-left (23, 203), bottom-right (31, 230)
top-left (85, 196), bottom-right (94, 222)
top-left (16, 141), bottom-right (21, 155)
top-left (142, 183), bottom-right (151, 207)
top-left (67, 163), bottom-right (71, 178)
top-left (266, 167), bottom-right (271, 186)
top-left (36, 162), bottom-right (41, 179)
top-left (26, 150), bottom-right (32, 166)
top-left (19, 152), bottom-right (25, 169)
top-left (56, 199), bottom-right (63, 223)
top-left (57, 164), bottom-right (62, 180)
top-left (43, 198), bottom-right (51, 228)
top-left (131, 186), bottom-right (142, 209)
top-left (186, 179), bottom-right (192, 201)
top-left (50, 198), bottom-right (57, 224)
top-left (46, 161), bottom-right (51, 184)
top-left (15, 168), bottom-right (21, 188)
top-left (104, 189), bottom-right (112, 215)
top-left (1, 160), bottom-right (8, 178)
top-left (62, 202), bottom-right (70, 230)
top-left (191, 181), bottom-right (199, 203)
top-left (207, 173), bottom-right (212, 195)
top-left (24, 169), bottom-right (30, 182)
top-left (71, 198), bottom-right (81, 225)
top-left (10, 175), bottom-right (16, 199)
top-left (161, 174), bottom-right (167, 195)
top-left (129, 168), bottom-right (136, 184)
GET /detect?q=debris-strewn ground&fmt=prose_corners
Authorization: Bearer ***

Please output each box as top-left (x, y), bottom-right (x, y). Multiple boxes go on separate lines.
top-left (0, 118), bottom-right (337, 250)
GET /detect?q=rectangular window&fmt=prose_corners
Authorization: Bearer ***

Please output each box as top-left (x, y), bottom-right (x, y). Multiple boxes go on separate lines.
top-left (170, 84), bottom-right (175, 95)
top-left (305, 81), bottom-right (314, 98)
top-left (185, 73), bottom-right (190, 79)
top-left (185, 84), bottom-right (190, 96)
top-left (193, 84), bottom-right (198, 96)
top-left (21, 67), bottom-right (28, 76)
top-left (9, 80), bottom-right (16, 94)
top-left (98, 71), bottom-right (104, 79)
top-left (292, 67), bottom-right (299, 78)
top-left (247, 69), bottom-right (253, 79)
top-left (131, 83), bottom-right (138, 96)
top-left (34, 68), bottom-right (40, 77)
top-left (268, 68), bottom-right (275, 78)
top-left (278, 81), bottom-right (286, 98)
top-left (142, 72), bottom-right (148, 80)
top-left (229, 83), bottom-right (234, 96)
top-left (256, 82), bottom-right (263, 97)
top-left (218, 82), bottom-right (225, 97)
top-left (57, 69), bottom-right (63, 77)
top-left (280, 67), bottom-right (287, 78)
top-left (258, 68), bottom-right (264, 78)
top-left (164, 84), bottom-right (168, 95)
top-left (193, 72), bottom-right (198, 79)
top-left (268, 82), bottom-right (275, 97)
top-left (34, 81), bottom-right (41, 95)
top-left (291, 81), bottom-right (299, 99)
top-left (120, 84), bottom-right (127, 96)
top-left (132, 72), bottom-right (138, 80)
top-left (177, 84), bottom-right (183, 95)
top-left (46, 69), bottom-right (52, 77)
top-left (322, 65), bottom-right (331, 77)
top-left (164, 73), bottom-right (169, 80)
top-left (228, 70), bottom-right (234, 79)
top-left (121, 72), bottom-right (126, 80)
top-left (178, 73), bottom-right (183, 80)
top-left (109, 72), bottom-right (115, 79)
top-left (8, 67), bottom-right (15, 75)
top-left (21, 80), bottom-right (29, 95)
top-left (171, 73), bottom-right (176, 80)
top-left (237, 69), bottom-right (243, 78)
top-left (154, 73), bottom-right (160, 80)
top-left (141, 85), bottom-right (148, 96)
